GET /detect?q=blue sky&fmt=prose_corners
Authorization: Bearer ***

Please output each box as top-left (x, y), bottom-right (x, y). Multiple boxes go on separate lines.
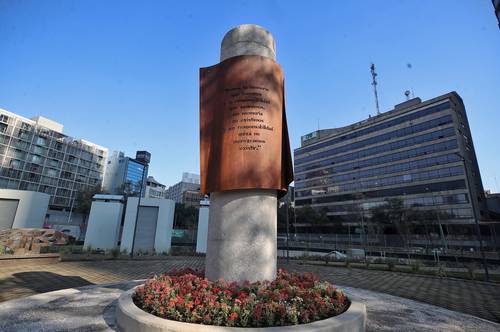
top-left (1, 0), bottom-right (499, 190)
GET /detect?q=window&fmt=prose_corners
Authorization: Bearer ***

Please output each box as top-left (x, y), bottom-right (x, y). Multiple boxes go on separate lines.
top-left (36, 136), bottom-right (47, 146)
top-left (30, 154), bottom-right (44, 164)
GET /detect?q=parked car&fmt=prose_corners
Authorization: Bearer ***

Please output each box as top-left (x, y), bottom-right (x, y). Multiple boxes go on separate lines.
top-left (431, 248), bottom-right (444, 255)
top-left (346, 248), bottom-right (365, 260)
top-left (411, 247), bottom-right (424, 254)
top-left (330, 251), bottom-right (347, 260)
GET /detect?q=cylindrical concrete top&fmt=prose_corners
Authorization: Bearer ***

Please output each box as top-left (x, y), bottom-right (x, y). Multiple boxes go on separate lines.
top-left (220, 24), bottom-right (276, 61)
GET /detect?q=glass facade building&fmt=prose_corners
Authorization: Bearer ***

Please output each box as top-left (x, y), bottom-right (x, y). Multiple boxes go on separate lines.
top-left (124, 159), bottom-right (147, 196)
top-left (0, 109), bottom-right (108, 210)
top-left (294, 92), bottom-right (488, 234)
top-left (102, 151), bottom-right (149, 197)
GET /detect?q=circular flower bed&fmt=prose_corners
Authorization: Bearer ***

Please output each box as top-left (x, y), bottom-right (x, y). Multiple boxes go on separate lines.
top-left (133, 268), bottom-right (349, 328)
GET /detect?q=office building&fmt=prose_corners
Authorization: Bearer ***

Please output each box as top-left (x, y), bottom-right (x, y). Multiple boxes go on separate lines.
top-left (493, 0), bottom-right (500, 28)
top-left (0, 109), bottom-right (108, 211)
top-left (102, 150), bottom-right (150, 197)
top-left (485, 191), bottom-right (500, 218)
top-left (182, 190), bottom-right (205, 208)
top-left (165, 172), bottom-right (201, 204)
top-left (294, 92), bottom-right (488, 235)
top-left (145, 176), bottom-right (166, 199)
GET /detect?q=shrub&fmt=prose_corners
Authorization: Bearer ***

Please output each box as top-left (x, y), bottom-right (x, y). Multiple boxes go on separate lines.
top-left (134, 269), bottom-right (349, 327)
top-left (410, 261), bottom-right (421, 273)
top-left (465, 263), bottom-right (476, 280)
top-left (59, 246), bottom-right (72, 254)
top-left (436, 263), bottom-right (447, 278)
top-left (108, 247), bottom-right (121, 259)
top-left (387, 260), bottom-right (396, 271)
top-left (169, 246), bottom-right (194, 256)
top-left (0, 245), bottom-right (13, 255)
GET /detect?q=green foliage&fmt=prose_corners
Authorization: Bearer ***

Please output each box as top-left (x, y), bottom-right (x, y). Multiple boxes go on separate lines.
top-left (387, 259), bottom-right (396, 271)
top-left (169, 246), bottom-right (195, 256)
top-left (0, 245), bottom-right (13, 255)
top-left (295, 205), bottom-right (329, 231)
top-left (277, 203), bottom-right (294, 231)
top-left (436, 263), bottom-right (447, 278)
top-left (135, 269), bottom-right (349, 327)
top-left (465, 263), bottom-right (477, 280)
top-left (410, 260), bottom-right (421, 273)
top-left (74, 185), bottom-right (103, 216)
top-left (108, 247), bottom-right (121, 259)
top-left (174, 203), bottom-right (199, 230)
top-left (59, 246), bottom-right (72, 254)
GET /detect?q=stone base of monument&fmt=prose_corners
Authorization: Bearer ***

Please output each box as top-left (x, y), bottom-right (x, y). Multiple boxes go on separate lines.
top-left (116, 286), bottom-right (367, 332)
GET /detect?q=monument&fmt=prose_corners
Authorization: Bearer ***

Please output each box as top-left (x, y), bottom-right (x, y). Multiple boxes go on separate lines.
top-left (200, 24), bottom-right (293, 282)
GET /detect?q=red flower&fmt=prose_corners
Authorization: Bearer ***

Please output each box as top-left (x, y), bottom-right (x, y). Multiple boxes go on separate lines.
top-left (133, 269), bottom-right (348, 327)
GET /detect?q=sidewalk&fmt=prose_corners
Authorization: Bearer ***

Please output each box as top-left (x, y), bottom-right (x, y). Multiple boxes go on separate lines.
top-left (0, 256), bottom-right (499, 323)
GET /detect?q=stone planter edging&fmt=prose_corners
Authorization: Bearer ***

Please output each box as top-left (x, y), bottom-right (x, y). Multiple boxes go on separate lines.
top-left (116, 286), bottom-right (366, 332)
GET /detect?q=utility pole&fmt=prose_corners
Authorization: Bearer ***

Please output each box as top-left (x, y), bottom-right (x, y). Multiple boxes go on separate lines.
top-left (285, 200), bottom-right (290, 264)
top-left (370, 63), bottom-right (381, 115)
top-left (129, 152), bottom-right (150, 258)
top-left (129, 164), bottom-right (146, 258)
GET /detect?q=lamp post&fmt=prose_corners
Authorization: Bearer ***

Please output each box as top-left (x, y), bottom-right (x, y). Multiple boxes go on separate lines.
top-left (453, 152), bottom-right (489, 281)
top-left (285, 201), bottom-right (290, 264)
top-left (129, 161), bottom-right (147, 258)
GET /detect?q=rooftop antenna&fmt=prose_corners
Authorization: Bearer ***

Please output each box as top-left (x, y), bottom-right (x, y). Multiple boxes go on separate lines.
top-left (370, 63), bottom-right (381, 115)
top-left (404, 90), bottom-right (411, 101)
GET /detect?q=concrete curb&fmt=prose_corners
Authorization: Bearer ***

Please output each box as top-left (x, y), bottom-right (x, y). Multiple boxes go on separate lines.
top-left (116, 286), bottom-right (366, 332)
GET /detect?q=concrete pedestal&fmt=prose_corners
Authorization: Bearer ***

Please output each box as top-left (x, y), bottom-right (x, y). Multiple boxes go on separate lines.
top-left (206, 190), bottom-right (277, 282)
top-left (205, 25), bottom-right (279, 282)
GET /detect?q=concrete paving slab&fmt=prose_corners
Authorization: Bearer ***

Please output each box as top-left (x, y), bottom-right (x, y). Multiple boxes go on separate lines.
top-left (0, 281), bottom-right (499, 332)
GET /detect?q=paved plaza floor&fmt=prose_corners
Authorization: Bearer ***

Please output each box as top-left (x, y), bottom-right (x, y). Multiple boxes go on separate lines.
top-left (0, 280), bottom-right (498, 332)
top-left (0, 256), bottom-right (499, 327)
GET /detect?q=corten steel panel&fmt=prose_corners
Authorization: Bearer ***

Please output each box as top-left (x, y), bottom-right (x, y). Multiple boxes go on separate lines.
top-left (200, 55), bottom-right (293, 196)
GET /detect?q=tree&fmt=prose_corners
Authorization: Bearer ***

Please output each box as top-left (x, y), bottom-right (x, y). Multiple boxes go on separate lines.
top-left (368, 198), bottom-right (417, 250)
top-left (73, 185), bottom-right (103, 237)
top-left (174, 203), bottom-right (199, 230)
top-left (74, 185), bottom-right (103, 217)
top-left (277, 202), bottom-right (294, 233)
top-left (295, 205), bottom-right (328, 233)
top-left (384, 199), bottom-right (411, 247)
